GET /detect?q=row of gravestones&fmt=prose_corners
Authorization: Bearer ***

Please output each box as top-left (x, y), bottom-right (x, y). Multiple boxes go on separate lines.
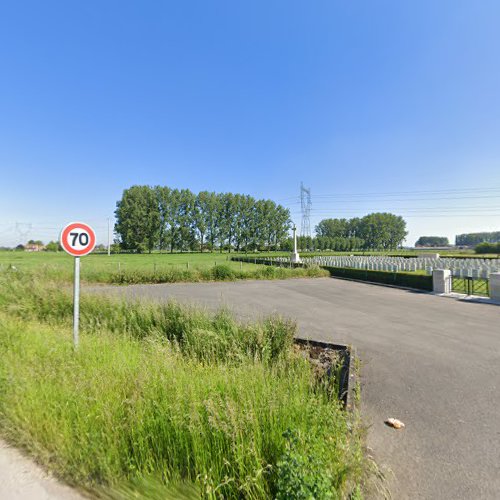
top-left (293, 256), bottom-right (500, 279)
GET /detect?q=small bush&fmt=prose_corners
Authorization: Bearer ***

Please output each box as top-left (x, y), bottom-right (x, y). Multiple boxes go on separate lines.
top-left (212, 264), bottom-right (235, 280)
top-left (475, 242), bottom-right (500, 254)
top-left (275, 429), bottom-right (336, 499)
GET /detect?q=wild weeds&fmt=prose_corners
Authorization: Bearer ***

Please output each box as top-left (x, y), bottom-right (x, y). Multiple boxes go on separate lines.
top-left (102, 263), bottom-right (328, 285)
top-left (0, 271), bottom-right (295, 365)
top-left (0, 270), bottom-right (366, 498)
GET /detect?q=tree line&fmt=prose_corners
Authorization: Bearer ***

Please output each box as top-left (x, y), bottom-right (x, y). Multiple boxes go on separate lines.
top-left (415, 236), bottom-right (450, 247)
top-left (115, 188), bottom-right (409, 253)
top-left (456, 231), bottom-right (500, 246)
top-left (114, 185), bottom-right (291, 253)
top-left (314, 213), bottom-right (407, 250)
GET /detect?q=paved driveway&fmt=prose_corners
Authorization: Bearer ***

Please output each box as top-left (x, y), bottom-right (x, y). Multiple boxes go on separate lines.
top-left (90, 277), bottom-right (500, 499)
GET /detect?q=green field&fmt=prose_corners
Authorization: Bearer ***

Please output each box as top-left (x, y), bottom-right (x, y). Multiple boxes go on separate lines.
top-left (0, 250), bottom-right (257, 273)
top-left (0, 270), bottom-right (368, 498)
top-left (0, 251), bottom-right (329, 284)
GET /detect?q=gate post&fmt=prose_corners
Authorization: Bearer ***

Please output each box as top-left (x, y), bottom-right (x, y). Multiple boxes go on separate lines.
top-left (433, 269), bottom-right (452, 294)
top-left (489, 273), bottom-right (500, 302)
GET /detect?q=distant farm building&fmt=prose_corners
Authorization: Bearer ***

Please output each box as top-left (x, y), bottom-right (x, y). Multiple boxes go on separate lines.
top-left (25, 243), bottom-right (45, 252)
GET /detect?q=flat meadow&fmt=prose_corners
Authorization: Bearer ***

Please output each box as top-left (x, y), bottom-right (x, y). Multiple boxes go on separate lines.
top-left (0, 251), bottom-right (329, 284)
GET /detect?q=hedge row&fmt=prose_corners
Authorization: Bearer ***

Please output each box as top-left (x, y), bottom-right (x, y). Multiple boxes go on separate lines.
top-left (321, 267), bottom-right (433, 291)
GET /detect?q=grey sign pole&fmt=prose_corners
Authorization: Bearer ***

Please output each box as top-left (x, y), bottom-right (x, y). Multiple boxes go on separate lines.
top-left (60, 222), bottom-right (96, 348)
top-left (73, 256), bottom-right (80, 348)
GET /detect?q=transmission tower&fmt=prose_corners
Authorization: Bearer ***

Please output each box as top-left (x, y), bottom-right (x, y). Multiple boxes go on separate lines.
top-left (300, 182), bottom-right (312, 238)
top-left (15, 222), bottom-right (32, 242)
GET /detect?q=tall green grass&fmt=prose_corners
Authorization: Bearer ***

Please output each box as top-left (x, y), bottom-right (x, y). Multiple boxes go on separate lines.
top-left (0, 271), bottom-right (295, 365)
top-left (0, 271), bottom-right (366, 498)
top-left (10, 263), bottom-right (327, 285)
top-left (103, 263), bottom-right (328, 285)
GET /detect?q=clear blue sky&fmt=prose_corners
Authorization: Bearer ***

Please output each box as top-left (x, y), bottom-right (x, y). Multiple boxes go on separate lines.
top-left (1, 0), bottom-right (499, 246)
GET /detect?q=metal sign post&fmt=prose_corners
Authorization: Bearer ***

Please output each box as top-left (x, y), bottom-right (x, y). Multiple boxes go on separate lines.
top-left (73, 256), bottom-right (80, 348)
top-left (60, 222), bottom-right (96, 349)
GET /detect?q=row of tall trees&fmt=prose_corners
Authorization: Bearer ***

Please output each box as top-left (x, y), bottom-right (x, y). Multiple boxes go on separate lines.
top-left (115, 186), bottom-right (291, 253)
top-left (456, 231), bottom-right (500, 246)
top-left (315, 213), bottom-right (408, 250)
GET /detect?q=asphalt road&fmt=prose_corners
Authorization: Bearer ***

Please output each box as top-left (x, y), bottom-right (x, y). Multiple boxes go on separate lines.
top-left (91, 277), bottom-right (500, 499)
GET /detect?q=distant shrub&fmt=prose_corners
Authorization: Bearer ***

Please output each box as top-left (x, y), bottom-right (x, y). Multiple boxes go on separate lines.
top-left (415, 236), bottom-right (449, 247)
top-left (212, 264), bottom-right (235, 280)
top-left (261, 265), bottom-right (277, 279)
top-left (475, 242), bottom-right (500, 254)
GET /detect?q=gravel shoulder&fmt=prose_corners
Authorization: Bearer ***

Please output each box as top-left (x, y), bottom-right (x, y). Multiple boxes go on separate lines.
top-left (0, 439), bottom-right (84, 500)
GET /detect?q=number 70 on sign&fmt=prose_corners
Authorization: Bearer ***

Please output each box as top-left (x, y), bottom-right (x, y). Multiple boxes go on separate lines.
top-left (60, 222), bottom-right (96, 256)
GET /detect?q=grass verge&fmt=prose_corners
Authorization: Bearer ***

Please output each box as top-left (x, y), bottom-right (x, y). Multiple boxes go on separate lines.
top-left (0, 271), bottom-right (367, 498)
top-left (99, 263), bottom-right (328, 285)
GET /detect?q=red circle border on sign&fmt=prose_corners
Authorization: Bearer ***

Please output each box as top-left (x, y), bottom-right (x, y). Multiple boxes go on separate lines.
top-left (60, 222), bottom-right (96, 256)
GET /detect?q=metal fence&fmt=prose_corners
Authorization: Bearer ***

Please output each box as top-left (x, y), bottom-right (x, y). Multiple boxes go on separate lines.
top-left (451, 277), bottom-right (490, 297)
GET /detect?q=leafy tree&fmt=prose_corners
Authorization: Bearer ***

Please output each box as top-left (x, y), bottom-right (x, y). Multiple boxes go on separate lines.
top-left (415, 236), bottom-right (449, 247)
top-left (475, 242), bottom-right (500, 254)
top-left (239, 195), bottom-right (257, 252)
top-left (272, 204), bottom-right (292, 250)
top-left (167, 188), bottom-right (181, 253)
top-left (232, 194), bottom-right (250, 251)
top-left (357, 212), bottom-right (407, 249)
top-left (315, 218), bottom-right (349, 238)
top-left (176, 189), bottom-right (197, 252)
top-left (156, 185), bottom-right (172, 252)
top-left (45, 241), bottom-right (61, 252)
top-left (204, 192), bottom-right (221, 252)
top-left (115, 186), bottom-right (161, 253)
top-left (217, 192), bottom-right (236, 252)
top-left (193, 191), bottom-right (210, 252)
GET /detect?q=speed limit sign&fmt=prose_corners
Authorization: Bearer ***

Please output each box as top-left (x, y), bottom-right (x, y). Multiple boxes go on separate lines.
top-left (60, 222), bottom-right (96, 349)
top-left (60, 222), bottom-right (96, 256)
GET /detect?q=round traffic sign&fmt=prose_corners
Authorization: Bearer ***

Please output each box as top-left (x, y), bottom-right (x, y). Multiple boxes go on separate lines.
top-left (60, 222), bottom-right (96, 257)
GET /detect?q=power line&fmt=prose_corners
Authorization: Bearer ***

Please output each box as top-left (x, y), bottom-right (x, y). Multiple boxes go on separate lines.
top-left (291, 212), bottom-right (500, 218)
top-left (302, 207), bottom-right (500, 213)
top-left (279, 186), bottom-right (500, 203)
top-left (287, 186), bottom-right (500, 198)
